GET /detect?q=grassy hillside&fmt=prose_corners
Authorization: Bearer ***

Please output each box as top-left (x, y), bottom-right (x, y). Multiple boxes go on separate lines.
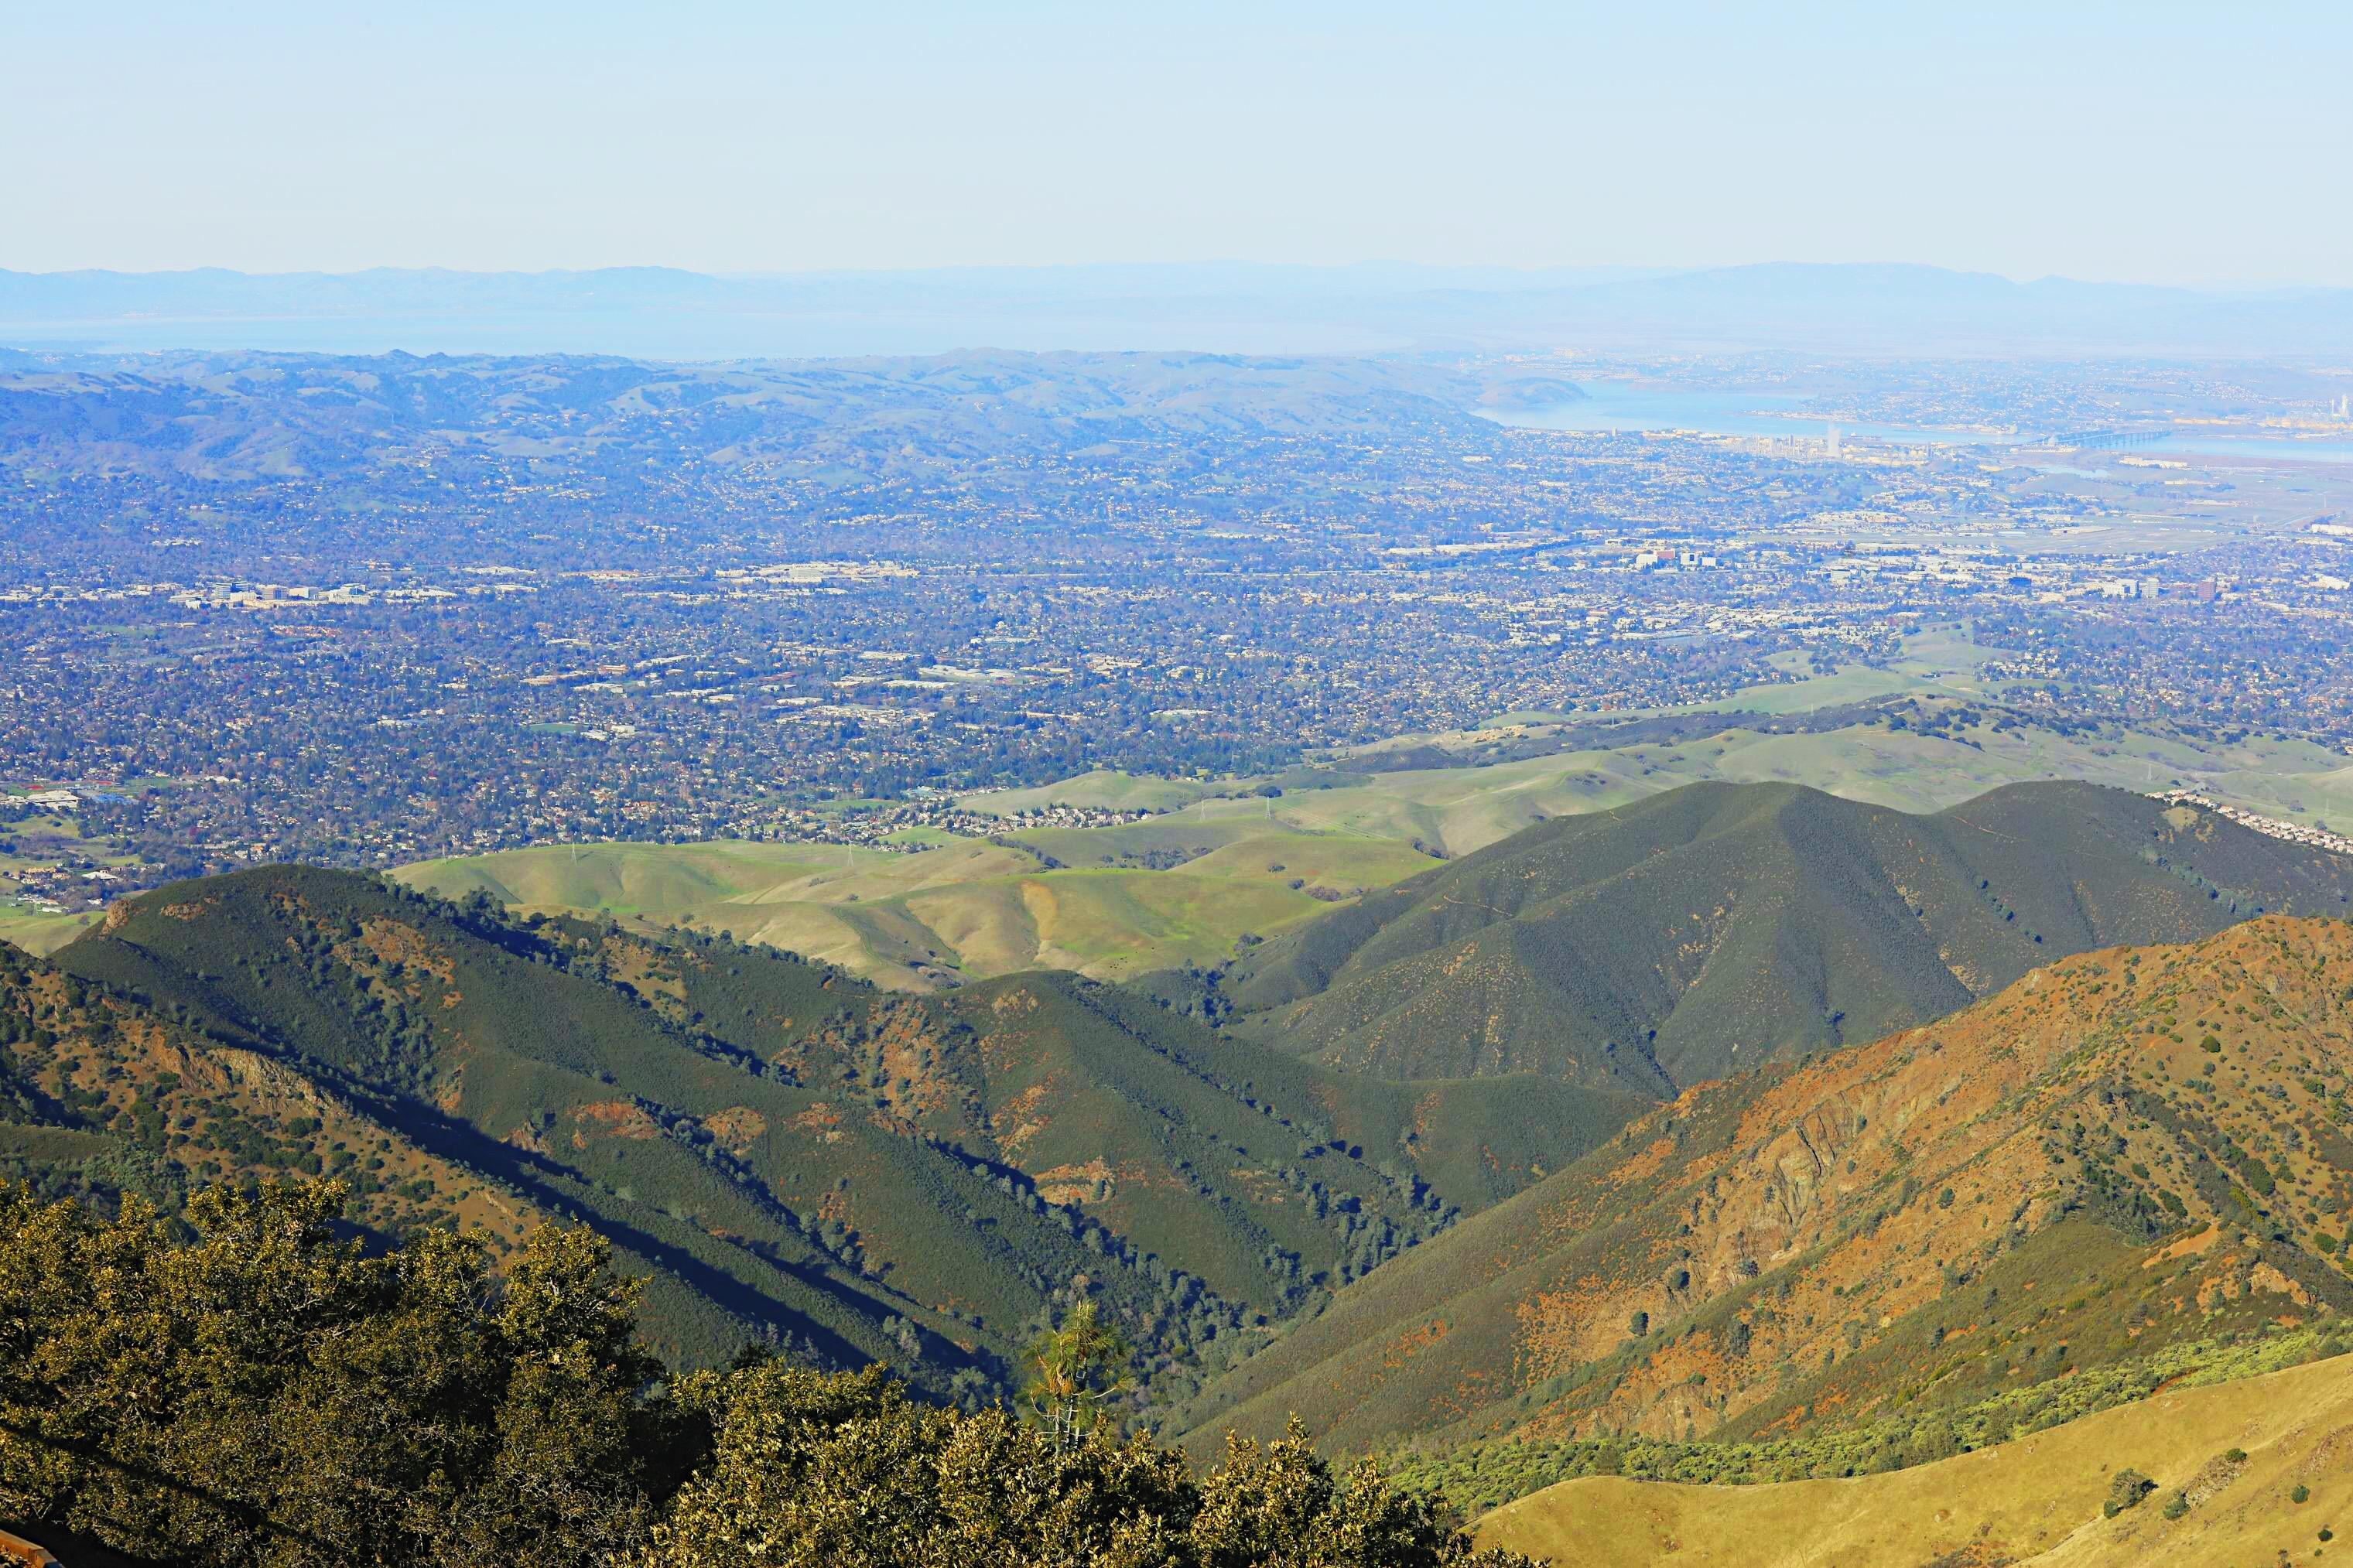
top-left (1390, 1323), bottom-right (2345, 1510)
top-left (8, 865), bottom-right (1627, 1412)
top-left (1217, 780), bottom-right (2353, 1088)
top-left (399, 837), bottom-right (865, 914)
top-left (32, 876), bottom-right (1064, 1385)
top-left (1476, 1348), bottom-right (2353, 1567)
top-left (0, 941), bottom-right (545, 1252)
top-left (1173, 914), bottom-right (2353, 1460)
top-left (400, 781), bottom-right (2353, 1109)
top-left (1164, 710), bottom-right (2353, 860)
top-left (959, 625), bottom-right (2353, 860)
top-left (398, 827), bottom-right (1435, 991)
top-left (0, 907), bottom-right (91, 955)
top-left (970, 769), bottom-right (1217, 815)
top-left (400, 635), bottom-right (2353, 994)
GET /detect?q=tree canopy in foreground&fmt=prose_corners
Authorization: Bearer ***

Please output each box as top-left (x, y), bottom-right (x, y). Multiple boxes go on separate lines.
top-left (0, 1180), bottom-right (1540, 1567)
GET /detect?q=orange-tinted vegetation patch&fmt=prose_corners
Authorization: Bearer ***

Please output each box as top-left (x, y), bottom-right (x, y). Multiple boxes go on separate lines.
top-left (788, 1102), bottom-right (845, 1142)
top-left (2144, 1224), bottom-right (2221, 1268)
top-left (355, 917), bottom-right (454, 982)
top-left (1037, 1157), bottom-right (1115, 1208)
top-left (1383, 1319), bottom-right (1450, 1369)
top-left (991, 1080), bottom-right (1055, 1159)
top-left (703, 1105), bottom-right (769, 1153)
top-left (869, 1001), bottom-right (977, 1126)
top-left (572, 1098), bottom-right (662, 1144)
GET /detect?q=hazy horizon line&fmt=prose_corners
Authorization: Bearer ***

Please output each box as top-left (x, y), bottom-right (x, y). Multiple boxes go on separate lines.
top-left (4, 259), bottom-right (2348, 297)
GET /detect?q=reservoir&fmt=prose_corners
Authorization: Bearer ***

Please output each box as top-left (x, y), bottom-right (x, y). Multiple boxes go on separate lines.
top-left (1483, 387), bottom-right (2018, 446)
top-left (1488, 386), bottom-right (2353, 464)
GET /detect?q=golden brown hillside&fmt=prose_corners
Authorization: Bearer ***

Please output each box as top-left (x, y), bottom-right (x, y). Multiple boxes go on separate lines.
top-left (1476, 1348), bottom-right (2353, 1567)
top-left (1178, 915), bottom-right (2353, 1454)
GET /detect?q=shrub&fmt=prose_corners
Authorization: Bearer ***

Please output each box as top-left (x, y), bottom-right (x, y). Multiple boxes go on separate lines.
top-left (2102, 1468), bottom-right (2156, 1518)
top-left (2161, 1491), bottom-right (2189, 1520)
top-left (642, 1389), bottom-right (1540, 1568)
top-left (2293, 1483), bottom-right (2311, 1504)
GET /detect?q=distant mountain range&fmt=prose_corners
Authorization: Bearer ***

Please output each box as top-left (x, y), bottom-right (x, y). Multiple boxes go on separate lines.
top-left (0, 346), bottom-right (1570, 482)
top-left (5, 261), bottom-right (2351, 357)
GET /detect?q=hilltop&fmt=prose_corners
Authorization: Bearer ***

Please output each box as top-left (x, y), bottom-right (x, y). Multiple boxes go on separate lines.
top-left (0, 863), bottom-right (1626, 1405)
top-left (1209, 780), bottom-right (2353, 1089)
top-left (1174, 913), bottom-right (2353, 1457)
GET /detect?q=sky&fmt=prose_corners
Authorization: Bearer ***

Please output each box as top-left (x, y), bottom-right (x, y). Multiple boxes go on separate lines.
top-left (9, 1), bottom-right (2351, 286)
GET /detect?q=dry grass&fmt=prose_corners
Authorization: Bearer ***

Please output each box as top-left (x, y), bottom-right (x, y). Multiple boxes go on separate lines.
top-left (1478, 1350), bottom-right (2353, 1566)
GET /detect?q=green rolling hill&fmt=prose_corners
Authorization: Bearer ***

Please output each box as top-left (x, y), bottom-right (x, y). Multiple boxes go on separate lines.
top-left (1207, 780), bottom-right (2353, 1089)
top-left (2, 863), bottom-right (1628, 1412)
top-left (398, 825), bottom-right (1436, 990)
top-left (393, 636), bottom-right (2353, 1000)
top-left (15, 801), bottom-right (2353, 1563)
top-left (959, 627), bottom-right (2353, 861)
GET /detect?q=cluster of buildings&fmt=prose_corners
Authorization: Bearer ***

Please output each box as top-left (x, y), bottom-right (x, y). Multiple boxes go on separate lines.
top-left (2154, 790), bottom-right (2353, 857)
top-left (5, 351), bottom-right (2352, 899)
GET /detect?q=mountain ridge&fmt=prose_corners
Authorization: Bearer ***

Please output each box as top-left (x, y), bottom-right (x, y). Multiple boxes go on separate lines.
top-left (1173, 913), bottom-right (2353, 1458)
top-left (1211, 780), bottom-right (2353, 1091)
top-left (7, 261), bottom-right (2351, 356)
top-left (0, 863), bottom-right (1629, 1412)
top-left (0, 345), bottom-right (1554, 482)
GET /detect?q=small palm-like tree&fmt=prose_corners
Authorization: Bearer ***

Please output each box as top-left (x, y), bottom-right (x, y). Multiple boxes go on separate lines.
top-left (1021, 1297), bottom-right (1131, 1447)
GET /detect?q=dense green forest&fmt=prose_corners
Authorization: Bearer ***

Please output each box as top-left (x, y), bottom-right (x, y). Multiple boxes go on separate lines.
top-left (0, 1179), bottom-right (1540, 1567)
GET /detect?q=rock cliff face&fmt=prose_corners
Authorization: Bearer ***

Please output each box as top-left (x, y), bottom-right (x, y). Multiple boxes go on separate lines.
top-left (1178, 915), bottom-right (2353, 1455)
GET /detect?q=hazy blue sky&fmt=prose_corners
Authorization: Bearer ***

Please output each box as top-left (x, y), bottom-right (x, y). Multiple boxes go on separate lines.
top-left (9, 2), bottom-right (2350, 285)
